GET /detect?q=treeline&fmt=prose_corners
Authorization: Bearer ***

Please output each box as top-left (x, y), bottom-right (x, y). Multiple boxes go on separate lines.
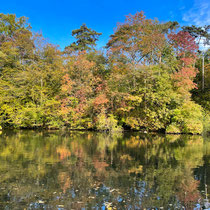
top-left (0, 12), bottom-right (209, 134)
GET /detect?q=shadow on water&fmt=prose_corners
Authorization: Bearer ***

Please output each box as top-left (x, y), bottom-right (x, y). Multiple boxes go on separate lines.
top-left (0, 130), bottom-right (209, 209)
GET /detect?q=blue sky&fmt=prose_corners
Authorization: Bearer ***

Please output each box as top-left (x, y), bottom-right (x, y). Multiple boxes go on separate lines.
top-left (1, 0), bottom-right (209, 49)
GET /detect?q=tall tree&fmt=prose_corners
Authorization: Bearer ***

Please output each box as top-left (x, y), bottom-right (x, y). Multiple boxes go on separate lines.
top-left (168, 31), bottom-right (199, 98)
top-left (65, 24), bottom-right (102, 52)
top-left (182, 25), bottom-right (210, 47)
top-left (182, 25), bottom-right (210, 91)
top-left (106, 11), bottom-right (178, 65)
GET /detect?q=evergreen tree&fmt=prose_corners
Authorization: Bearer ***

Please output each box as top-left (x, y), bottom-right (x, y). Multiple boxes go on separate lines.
top-left (65, 24), bottom-right (102, 52)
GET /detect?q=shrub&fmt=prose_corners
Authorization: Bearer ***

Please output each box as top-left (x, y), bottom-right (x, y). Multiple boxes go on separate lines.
top-left (171, 101), bottom-right (203, 134)
top-left (96, 113), bottom-right (122, 132)
top-left (166, 124), bottom-right (181, 134)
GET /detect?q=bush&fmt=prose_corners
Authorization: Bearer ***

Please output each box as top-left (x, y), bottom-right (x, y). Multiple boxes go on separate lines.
top-left (124, 117), bottom-right (141, 130)
top-left (171, 101), bottom-right (203, 134)
top-left (182, 119), bottom-right (203, 134)
top-left (96, 113), bottom-right (122, 132)
top-left (166, 124), bottom-right (181, 134)
top-left (203, 111), bottom-right (210, 134)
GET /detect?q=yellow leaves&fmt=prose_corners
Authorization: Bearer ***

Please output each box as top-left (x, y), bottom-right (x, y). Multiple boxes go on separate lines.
top-left (117, 95), bottom-right (142, 113)
top-left (56, 146), bottom-right (71, 160)
top-left (104, 202), bottom-right (114, 210)
top-left (120, 154), bottom-right (132, 161)
top-left (61, 74), bottom-right (75, 94)
top-left (186, 136), bottom-right (203, 146)
top-left (0, 50), bottom-right (7, 61)
top-left (73, 53), bottom-right (97, 75)
top-left (125, 95), bottom-right (142, 103)
top-left (125, 136), bottom-right (141, 148)
top-left (166, 134), bottom-right (181, 142)
top-left (128, 165), bottom-right (143, 174)
top-left (75, 57), bottom-right (95, 71)
top-left (118, 106), bottom-right (134, 112)
top-left (125, 117), bottom-right (141, 130)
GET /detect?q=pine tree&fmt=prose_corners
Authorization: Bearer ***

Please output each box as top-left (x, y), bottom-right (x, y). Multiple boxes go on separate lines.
top-left (65, 24), bottom-right (102, 52)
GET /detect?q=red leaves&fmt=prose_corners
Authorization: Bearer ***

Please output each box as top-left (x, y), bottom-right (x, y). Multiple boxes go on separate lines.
top-left (168, 31), bottom-right (198, 57)
top-left (169, 31), bottom-right (199, 95)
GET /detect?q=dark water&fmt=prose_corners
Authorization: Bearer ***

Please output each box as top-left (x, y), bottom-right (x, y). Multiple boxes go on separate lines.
top-left (0, 130), bottom-right (209, 209)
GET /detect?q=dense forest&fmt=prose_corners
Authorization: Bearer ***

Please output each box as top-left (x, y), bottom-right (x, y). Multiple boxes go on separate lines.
top-left (0, 12), bottom-right (209, 134)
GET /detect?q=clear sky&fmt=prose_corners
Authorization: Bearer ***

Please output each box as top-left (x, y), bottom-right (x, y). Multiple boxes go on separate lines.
top-left (1, 0), bottom-right (209, 49)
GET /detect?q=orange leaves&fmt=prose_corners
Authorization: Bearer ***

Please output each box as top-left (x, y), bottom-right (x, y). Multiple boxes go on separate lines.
top-left (61, 73), bottom-right (74, 94)
top-left (60, 52), bottom-right (110, 127)
top-left (93, 94), bottom-right (109, 115)
top-left (93, 159), bottom-right (109, 171)
top-left (93, 94), bottom-right (109, 107)
top-left (180, 57), bottom-right (195, 66)
top-left (58, 172), bottom-right (71, 193)
top-left (177, 177), bottom-right (200, 209)
top-left (56, 146), bottom-right (71, 160)
top-left (74, 54), bottom-right (96, 73)
top-left (107, 11), bottom-right (167, 65)
top-left (124, 11), bottom-right (145, 26)
top-left (173, 66), bottom-right (198, 94)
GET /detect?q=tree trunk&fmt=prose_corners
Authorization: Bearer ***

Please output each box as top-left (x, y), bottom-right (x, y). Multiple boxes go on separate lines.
top-left (202, 55), bottom-right (204, 91)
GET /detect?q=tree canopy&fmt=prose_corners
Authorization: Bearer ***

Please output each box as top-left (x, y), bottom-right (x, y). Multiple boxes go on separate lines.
top-left (0, 12), bottom-right (209, 134)
top-left (65, 24), bottom-right (102, 52)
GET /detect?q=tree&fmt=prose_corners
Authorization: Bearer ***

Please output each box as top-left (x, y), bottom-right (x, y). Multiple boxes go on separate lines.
top-left (182, 25), bottom-right (210, 91)
top-left (0, 14), bottom-right (64, 128)
top-left (106, 11), bottom-right (178, 65)
top-left (65, 24), bottom-right (102, 53)
top-left (182, 25), bottom-right (210, 47)
top-left (0, 12), bottom-right (207, 134)
top-left (168, 31), bottom-right (199, 99)
top-left (0, 13), bottom-right (31, 39)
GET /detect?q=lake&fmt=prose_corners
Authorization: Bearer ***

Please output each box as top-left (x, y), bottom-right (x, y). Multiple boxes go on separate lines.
top-left (0, 130), bottom-right (209, 209)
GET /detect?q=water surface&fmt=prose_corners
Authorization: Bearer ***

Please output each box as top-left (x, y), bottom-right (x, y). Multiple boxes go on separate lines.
top-left (0, 130), bottom-right (209, 209)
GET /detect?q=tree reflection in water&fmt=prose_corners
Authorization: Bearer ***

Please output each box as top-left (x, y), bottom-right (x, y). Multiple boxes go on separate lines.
top-left (0, 130), bottom-right (209, 209)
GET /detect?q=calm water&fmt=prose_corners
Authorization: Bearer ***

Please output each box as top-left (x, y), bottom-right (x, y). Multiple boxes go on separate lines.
top-left (0, 130), bottom-right (209, 209)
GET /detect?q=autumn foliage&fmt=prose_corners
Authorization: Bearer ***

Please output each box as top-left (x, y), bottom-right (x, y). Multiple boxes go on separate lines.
top-left (0, 12), bottom-right (206, 134)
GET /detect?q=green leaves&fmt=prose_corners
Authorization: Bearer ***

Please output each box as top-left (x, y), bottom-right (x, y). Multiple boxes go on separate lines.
top-left (170, 101), bottom-right (203, 134)
top-left (0, 12), bottom-right (206, 133)
top-left (0, 13), bottom-right (31, 37)
top-left (65, 24), bottom-right (102, 52)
